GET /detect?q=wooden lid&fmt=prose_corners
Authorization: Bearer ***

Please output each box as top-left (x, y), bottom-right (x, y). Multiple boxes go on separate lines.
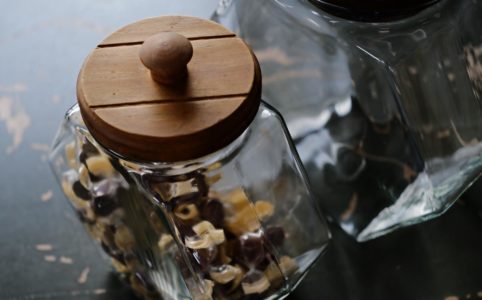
top-left (77, 16), bottom-right (261, 162)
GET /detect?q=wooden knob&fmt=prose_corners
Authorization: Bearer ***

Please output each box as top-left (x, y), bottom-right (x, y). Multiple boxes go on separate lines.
top-left (139, 32), bottom-right (193, 85)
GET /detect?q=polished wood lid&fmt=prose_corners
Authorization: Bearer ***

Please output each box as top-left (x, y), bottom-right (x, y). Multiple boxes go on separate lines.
top-left (77, 16), bottom-right (261, 162)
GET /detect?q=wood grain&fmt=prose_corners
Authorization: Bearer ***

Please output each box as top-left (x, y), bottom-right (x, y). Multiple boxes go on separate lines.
top-left (79, 38), bottom-right (254, 107)
top-left (88, 97), bottom-right (246, 162)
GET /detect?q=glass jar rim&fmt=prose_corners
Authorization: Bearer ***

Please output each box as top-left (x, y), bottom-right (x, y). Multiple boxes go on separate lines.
top-left (308, 0), bottom-right (440, 22)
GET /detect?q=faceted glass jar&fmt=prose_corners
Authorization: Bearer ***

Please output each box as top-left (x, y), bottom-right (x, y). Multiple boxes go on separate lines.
top-left (213, 0), bottom-right (482, 241)
top-left (49, 102), bottom-right (330, 300)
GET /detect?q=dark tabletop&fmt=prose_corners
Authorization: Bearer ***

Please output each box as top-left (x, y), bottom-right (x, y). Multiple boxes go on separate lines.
top-left (0, 1), bottom-right (481, 300)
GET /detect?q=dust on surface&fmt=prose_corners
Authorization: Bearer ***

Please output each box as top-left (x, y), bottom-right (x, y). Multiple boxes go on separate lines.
top-left (40, 190), bottom-right (53, 202)
top-left (0, 96), bottom-right (31, 154)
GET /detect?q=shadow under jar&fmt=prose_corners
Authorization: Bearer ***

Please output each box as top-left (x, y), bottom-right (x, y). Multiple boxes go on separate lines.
top-left (49, 16), bottom-right (330, 300)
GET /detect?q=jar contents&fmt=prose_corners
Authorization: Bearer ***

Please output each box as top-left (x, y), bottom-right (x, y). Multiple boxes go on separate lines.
top-left (52, 109), bottom-right (313, 299)
top-left (143, 171), bottom-right (301, 299)
top-left (60, 138), bottom-right (167, 299)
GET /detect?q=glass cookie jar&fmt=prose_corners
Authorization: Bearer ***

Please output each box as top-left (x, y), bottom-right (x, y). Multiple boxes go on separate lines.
top-left (49, 16), bottom-right (330, 300)
top-left (213, 0), bottom-right (482, 241)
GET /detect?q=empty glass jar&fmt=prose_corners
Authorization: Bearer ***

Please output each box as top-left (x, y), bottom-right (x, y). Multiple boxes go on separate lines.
top-left (213, 0), bottom-right (482, 241)
top-left (49, 16), bottom-right (329, 300)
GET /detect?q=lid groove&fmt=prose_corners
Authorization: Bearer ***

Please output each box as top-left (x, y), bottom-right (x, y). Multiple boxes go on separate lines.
top-left (97, 34), bottom-right (237, 48)
top-left (89, 93), bottom-right (250, 109)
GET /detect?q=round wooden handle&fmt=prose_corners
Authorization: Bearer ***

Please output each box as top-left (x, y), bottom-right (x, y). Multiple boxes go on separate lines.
top-left (139, 32), bottom-right (193, 85)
